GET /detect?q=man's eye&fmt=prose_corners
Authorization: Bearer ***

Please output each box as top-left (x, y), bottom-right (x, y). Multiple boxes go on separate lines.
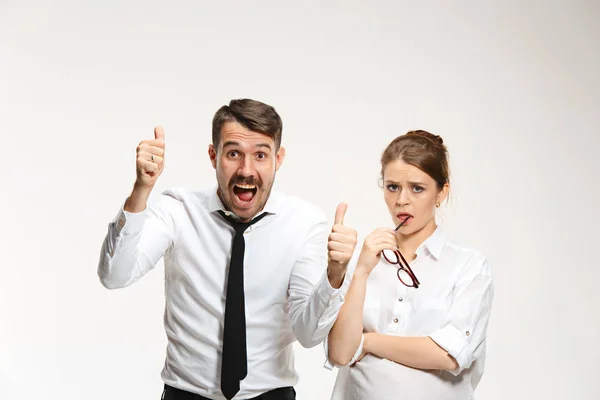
top-left (256, 153), bottom-right (267, 160)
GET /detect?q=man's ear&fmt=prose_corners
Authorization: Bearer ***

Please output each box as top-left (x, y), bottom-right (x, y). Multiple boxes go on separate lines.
top-left (208, 144), bottom-right (217, 169)
top-left (275, 146), bottom-right (286, 171)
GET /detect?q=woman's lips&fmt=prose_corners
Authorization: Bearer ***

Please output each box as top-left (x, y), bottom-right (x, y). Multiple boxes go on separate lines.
top-left (395, 214), bottom-right (412, 230)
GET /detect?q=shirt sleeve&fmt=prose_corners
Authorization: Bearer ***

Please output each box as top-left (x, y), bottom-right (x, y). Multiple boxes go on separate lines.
top-left (428, 254), bottom-right (494, 375)
top-left (321, 244), bottom-right (366, 369)
top-left (287, 210), bottom-right (351, 348)
top-left (97, 191), bottom-right (181, 289)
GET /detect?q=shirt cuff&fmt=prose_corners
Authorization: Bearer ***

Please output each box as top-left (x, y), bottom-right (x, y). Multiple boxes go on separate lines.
top-left (429, 324), bottom-right (472, 375)
top-left (114, 204), bottom-right (148, 236)
top-left (315, 269), bottom-right (352, 306)
top-left (323, 333), bottom-right (365, 370)
top-left (311, 270), bottom-right (352, 334)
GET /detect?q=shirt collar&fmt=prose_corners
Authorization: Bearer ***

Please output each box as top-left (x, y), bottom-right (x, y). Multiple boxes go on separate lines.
top-left (415, 226), bottom-right (446, 260)
top-left (207, 185), bottom-right (281, 219)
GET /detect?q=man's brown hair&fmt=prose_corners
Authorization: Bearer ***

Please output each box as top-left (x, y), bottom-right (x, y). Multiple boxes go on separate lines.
top-left (212, 99), bottom-right (283, 149)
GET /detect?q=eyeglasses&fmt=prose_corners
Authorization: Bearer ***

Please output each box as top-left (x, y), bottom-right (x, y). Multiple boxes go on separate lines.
top-left (382, 216), bottom-right (420, 288)
top-left (382, 248), bottom-right (420, 288)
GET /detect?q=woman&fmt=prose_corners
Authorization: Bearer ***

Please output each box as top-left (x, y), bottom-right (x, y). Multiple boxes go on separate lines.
top-left (326, 130), bottom-right (494, 400)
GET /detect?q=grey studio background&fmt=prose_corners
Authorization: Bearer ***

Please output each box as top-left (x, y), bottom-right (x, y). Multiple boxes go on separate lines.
top-left (1, 1), bottom-right (599, 399)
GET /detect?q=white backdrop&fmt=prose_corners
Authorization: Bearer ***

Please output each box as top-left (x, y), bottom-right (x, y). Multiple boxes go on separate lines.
top-left (2, 1), bottom-right (599, 399)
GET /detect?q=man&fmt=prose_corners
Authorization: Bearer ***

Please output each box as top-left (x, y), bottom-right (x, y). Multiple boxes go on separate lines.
top-left (98, 99), bottom-right (357, 400)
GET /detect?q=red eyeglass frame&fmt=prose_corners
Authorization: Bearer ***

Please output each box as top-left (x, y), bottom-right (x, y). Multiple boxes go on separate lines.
top-left (382, 249), bottom-right (420, 288)
top-left (383, 215), bottom-right (420, 288)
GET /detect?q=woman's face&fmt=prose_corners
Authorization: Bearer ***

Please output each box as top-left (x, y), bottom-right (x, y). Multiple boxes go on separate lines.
top-left (382, 159), bottom-right (448, 236)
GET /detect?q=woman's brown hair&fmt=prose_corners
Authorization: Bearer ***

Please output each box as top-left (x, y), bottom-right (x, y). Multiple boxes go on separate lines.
top-left (380, 130), bottom-right (450, 190)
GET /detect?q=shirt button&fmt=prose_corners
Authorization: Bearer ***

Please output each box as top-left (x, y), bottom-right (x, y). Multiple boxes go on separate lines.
top-left (393, 318), bottom-right (399, 323)
top-left (118, 219), bottom-right (125, 228)
top-left (466, 331), bottom-right (471, 336)
top-left (398, 297), bottom-right (403, 302)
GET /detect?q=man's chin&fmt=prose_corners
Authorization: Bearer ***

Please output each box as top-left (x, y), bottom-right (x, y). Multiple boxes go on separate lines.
top-left (230, 207), bottom-right (260, 221)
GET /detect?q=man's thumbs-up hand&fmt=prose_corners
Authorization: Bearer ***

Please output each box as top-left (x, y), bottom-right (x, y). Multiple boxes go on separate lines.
top-left (327, 203), bottom-right (358, 287)
top-left (135, 126), bottom-right (166, 188)
top-left (124, 126), bottom-right (166, 213)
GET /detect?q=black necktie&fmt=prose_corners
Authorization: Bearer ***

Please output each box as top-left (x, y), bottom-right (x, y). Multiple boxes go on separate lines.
top-left (218, 210), bottom-right (268, 400)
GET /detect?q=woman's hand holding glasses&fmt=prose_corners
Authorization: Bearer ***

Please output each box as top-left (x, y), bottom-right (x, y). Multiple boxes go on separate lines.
top-left (355, 217), bottom-right (420, 288)
top-left (355, 227), bottom-right (398, 277)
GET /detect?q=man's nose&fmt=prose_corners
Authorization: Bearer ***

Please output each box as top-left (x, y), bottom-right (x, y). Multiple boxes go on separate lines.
top-left (238, 157), bottom-right (254, 176)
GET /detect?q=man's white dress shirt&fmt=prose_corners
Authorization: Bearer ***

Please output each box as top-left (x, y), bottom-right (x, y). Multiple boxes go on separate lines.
top-left (325, 227), bottom-right (494, 400)
top-left (98, 186), bottom-right (349, 399)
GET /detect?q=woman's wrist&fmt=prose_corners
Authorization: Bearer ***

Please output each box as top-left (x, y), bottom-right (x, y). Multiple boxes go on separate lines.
top-left (363, 332), bottom-right (374, 354)
top-left (353, 264), bottom-right (372, 279)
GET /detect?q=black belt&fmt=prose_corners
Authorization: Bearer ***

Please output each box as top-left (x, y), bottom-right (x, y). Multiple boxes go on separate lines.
top-left (162, 384), bottom-right (296, 400)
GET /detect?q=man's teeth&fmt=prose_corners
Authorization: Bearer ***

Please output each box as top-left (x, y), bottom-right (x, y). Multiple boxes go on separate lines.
top-left (235, 184), bottom-right (256, 189)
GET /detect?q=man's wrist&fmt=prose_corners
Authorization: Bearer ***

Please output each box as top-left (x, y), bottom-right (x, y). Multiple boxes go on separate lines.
top-left (125, 183), bottom-right (153, 213)
top-left (327, 262), bottom-right (347, 289)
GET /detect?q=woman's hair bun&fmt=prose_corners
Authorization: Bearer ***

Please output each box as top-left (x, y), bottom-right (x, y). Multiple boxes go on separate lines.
top-left (406, 130), bottom-right (444, 146)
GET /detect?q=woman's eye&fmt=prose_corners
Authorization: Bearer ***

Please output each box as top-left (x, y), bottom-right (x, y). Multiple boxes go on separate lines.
top-left (387, 184), bottom-right (399, 191)
top-left (413, 186), bottom-right (424, 193)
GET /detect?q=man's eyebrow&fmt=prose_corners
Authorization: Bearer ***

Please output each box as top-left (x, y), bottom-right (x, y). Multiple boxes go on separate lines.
top-left (222, 141), bottom-right (239, 148)
top-left (222, 141), bottom-right (272, 151)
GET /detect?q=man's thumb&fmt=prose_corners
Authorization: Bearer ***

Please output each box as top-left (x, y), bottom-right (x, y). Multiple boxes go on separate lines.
top-left (154, 126), bottom-right (165, 140)
top-left (334, 203), bottom-right (348, 225)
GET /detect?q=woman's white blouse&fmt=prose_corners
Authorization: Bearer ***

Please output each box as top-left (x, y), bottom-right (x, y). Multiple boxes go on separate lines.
top-left (325, 228), bottom-right (494, 400)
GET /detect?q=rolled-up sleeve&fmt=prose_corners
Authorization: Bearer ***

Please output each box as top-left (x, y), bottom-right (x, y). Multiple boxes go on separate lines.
top-left (323, 332), bottom-right (364, 370)
top-left (429, 256), bottom-right (494, 375)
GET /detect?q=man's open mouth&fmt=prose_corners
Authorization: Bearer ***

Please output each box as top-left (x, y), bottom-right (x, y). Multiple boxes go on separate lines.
top-left (233, 184), bottom-right (258, 204)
